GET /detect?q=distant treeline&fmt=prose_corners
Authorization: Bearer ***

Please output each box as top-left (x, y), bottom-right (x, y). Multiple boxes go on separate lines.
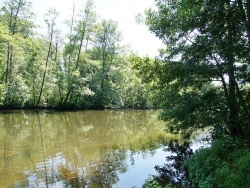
top-left (0, 0), bottom-right (155, 109)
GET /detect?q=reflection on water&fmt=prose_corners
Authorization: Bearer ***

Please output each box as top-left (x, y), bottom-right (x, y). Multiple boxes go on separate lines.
top-left (0, 110), bottom-right (176, 187)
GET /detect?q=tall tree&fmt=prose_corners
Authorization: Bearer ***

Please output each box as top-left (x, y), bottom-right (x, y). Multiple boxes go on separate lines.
top-left (0, 0), bottom-right (34, 86)
top-left (36, 8), bottom-right (59, 106)
top-left (63, 0), bottom-right (96, 105)
top-left (0, 0), bottom-right (34, 106)
top-left (94, 19), bottom-right (121, 104)
top-left (143, 0), bottom-right (250, 137)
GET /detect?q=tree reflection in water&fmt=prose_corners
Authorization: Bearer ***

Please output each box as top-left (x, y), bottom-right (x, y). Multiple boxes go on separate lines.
top-left (143, 137), bottom-right (209, 188)
top-left (20, 148), bottom-right (129, 187)
top-left (84, 148), bottom-right (127, 187)
top-left (19, 147), bottom-right (162, 188)
top-left (0, 110), bottom-right (177, 187)
top-left (157, 140), bottom-right (193, 187)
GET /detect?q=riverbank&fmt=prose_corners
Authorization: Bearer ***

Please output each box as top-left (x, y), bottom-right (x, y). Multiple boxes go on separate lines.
top-left (143, 135), bottom-right (250, 187)
top-left (0, 104), bottom-right (160, 111)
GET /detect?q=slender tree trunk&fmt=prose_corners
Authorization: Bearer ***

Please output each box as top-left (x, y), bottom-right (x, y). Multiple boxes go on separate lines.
top-left (228, 56), bottom-right (239, 135)
top-left (234, 79), bottom-right (250, 115)
top-left (58, 83), bottom-right (63, 104)
top-left (75, 1), bottom-right (91, 69)
top-left (5, 45), bottom-right (12, 105)
top-left (212, 55), bottom-right (230, 103)
top-left (63, 87), bottom-right (73, 104)
top-left (66, 4), bottom-right (75, 92)
top-left (6, 0), bottom-right (22, 83)
top-left (5, 45), bottom-right (10, 85)
top-left (11, 0), bottom-right (22, 35)
top-left (63, 3), bottom-right (90, 105)
top-left (32, 78), bottom-right (36, 106)
top-left (76, 22), bottom-right (87, 69)
top-left (101, 53), bottom-right (106, 91)
top-left (37, 34), bottom-right (53, 106)
top-left (37, 8), bottom-right (58, 106)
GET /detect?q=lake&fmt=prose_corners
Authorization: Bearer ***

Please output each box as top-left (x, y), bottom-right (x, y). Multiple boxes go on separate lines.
top-left (0, 109), bottom-right (179, 187)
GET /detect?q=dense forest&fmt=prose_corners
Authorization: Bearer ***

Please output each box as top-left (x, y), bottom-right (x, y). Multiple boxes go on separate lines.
top-left (1, 0), bottom-right (250, 187)
top-left (0, 0), bottom-right (153, 109)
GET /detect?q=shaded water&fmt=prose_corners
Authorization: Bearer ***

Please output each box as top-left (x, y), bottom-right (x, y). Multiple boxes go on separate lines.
top-left (0, 110), bottom-right (177, 187)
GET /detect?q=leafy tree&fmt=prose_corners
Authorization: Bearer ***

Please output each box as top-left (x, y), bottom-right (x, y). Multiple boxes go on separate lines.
top-left (128, 55), bottom-right (156, 108)
top-left (0, 0), bottom-right (36, 107)
top-left (62, 0), bottom-right (97, 105)
top-left (142, 0), bottom-right (250, 137)
top-left (0, 22), bottom-right (10, 103)
top-left (23, 38), bottom-right (47, 106)
top-left (0, 0), bottom-right (34, 82)
top-left (36, 8), bottom-right (59, 106)
top-left (93, 19), bottom-right (122, 105)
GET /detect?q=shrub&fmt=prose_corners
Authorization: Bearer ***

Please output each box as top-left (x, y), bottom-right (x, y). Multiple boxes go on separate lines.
top-left (185, 136), bottom-right (250, 188)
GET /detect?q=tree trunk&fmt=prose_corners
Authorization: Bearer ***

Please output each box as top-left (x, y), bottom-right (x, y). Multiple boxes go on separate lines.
top-left (63, 2), bottom-right (91, 104)
top-left (227, 12), bottom-right (242, 136)
top-left (37, 34), bottom-right (53, 106)
top-left (63, 87), bottom-right (73, 104)
top-left (227, 57), bottom-right (240, 136)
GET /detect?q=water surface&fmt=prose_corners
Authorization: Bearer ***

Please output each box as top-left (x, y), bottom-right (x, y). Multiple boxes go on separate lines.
top-left (0, 110), bottom-right (176, 187)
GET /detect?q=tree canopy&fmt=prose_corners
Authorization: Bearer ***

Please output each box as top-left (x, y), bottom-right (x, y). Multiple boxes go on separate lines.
top-left (138, 0), bottom-right (250, 137)
top-left (0, 0), bottom-right (153, 109)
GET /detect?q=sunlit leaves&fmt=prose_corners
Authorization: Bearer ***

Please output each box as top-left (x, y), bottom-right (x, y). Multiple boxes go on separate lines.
top-left (0, 0), bottom-right (154, 109)
top-left (143, 0), bottom-right (250, 137)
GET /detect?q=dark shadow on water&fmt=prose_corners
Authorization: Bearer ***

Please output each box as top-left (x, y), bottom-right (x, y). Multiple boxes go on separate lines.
top-left (143, 139), bottom-right (194, 188)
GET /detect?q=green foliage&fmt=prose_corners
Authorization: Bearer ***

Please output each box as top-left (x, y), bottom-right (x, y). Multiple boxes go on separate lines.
top-left (0, 0), bottom-right (155, 109)
top-left (140, 0), bottom-right (250, 186)
top-left (4, 75), bottom-right (29, 107)
top-left (186, 136), bottom-right (250, 188)
top-left (0, 0), bottom-right (35, 37)
top-left (143, 0), bottom-right (250, 137)
top-left (132, 55), bottom-right (230, 136)
top-left (131, 55), bottom-right (162, 107)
